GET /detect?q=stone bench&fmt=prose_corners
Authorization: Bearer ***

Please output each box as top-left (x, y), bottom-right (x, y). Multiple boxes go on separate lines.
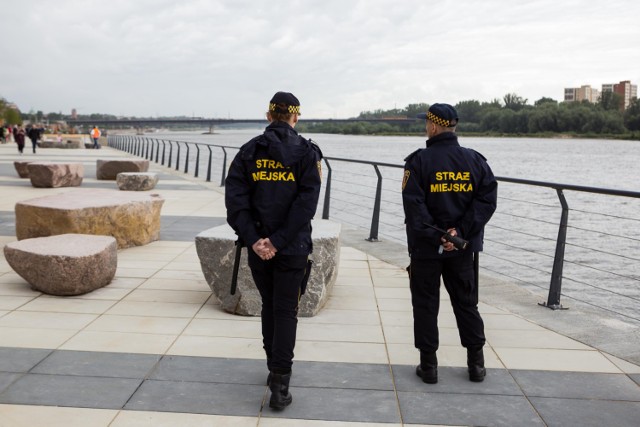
top-left (15, 189), bottom-right (165, 249)
top-left (39, 139), bottom-right (82, 149)
top-left (97, 159), bottom-right (149, 180)
top-left (3, 234), bottom-right (117, 296)
top-left (14, 161), bottom-right (33, 178)
top-left (117, 172), bottom-right (159, 191)
top-left (195, 220), bottom-right (341, 317)
top-left (27, 162), bottom-right (84, 188)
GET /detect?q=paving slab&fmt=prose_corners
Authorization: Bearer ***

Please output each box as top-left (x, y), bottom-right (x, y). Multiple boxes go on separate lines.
top-left (397, 391), bottom-right (544, 426)
top-left (0, 374), bottom-right (142, 409)
top-left (261, 387), bottom-right (400, 423)
top-left (393, 365), bottom-right (522, 396)
top-left (0, 347), bottom-right (51, 372)
top-left (150, 355), bottom-right (267, 385)
top-left (31, 350), bottom-right (161, 379)
top-left (530, 396), bottom-right (640, 427)
top-left (125, 380), bottom-right (265, 417)
top-left (511, 369), bottom-right (640, 401)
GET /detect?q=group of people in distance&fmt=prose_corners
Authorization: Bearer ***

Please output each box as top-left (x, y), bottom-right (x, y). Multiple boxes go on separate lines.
top-left (3, 123), bottom-right (44, 155)
top-left (225, 92), bottom-right (498, 410)
top-left (2, 124), bottom-right (102, 154)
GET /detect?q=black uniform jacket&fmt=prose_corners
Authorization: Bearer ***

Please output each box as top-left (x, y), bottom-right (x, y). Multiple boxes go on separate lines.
top-left (402, 131), bottom-right (497, 259)
top-left (225, 121), bottom-right (322, 256)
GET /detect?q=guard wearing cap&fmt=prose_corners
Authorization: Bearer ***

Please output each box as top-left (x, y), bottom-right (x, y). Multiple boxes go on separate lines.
top-left (225, 91), bottom-right (322, 410)
top-left (402, 103), bottom-right (497, 384)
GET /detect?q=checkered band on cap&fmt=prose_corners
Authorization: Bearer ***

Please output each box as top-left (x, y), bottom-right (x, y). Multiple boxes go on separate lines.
top-left (426, 111), bottom-right (452, 127)
top-left (269, 103), bottom-right (301, 115)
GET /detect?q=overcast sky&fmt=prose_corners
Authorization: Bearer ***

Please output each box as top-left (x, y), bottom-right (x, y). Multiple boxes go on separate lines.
top-left (2, 0), bottom-right (639, 118)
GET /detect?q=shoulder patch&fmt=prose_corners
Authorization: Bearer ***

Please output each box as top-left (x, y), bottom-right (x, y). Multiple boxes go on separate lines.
top-left (404, 148), bottom-right (423, 163)
top-left (239, 135), bottom-right (263, 160)
top-left (468, 148), bottom-right (487, 161)
top-left (308, 138), bottom-right (324, 159)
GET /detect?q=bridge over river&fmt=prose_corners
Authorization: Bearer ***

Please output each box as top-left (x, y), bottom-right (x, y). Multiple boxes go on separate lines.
top-left (68, 117), bottom-right (417, 133)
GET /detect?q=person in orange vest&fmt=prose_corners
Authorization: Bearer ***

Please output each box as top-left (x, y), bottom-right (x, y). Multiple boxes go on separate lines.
top-left (90, 126), bottom-right (101, 149)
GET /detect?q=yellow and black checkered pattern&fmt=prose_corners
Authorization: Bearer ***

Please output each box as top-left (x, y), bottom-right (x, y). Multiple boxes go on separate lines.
top-left (426, 111), bottom-right (452, 127)
top-left (269, 103), bottom-right (301, 115)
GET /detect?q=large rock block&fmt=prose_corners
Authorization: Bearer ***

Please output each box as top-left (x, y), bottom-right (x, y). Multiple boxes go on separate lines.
top-left (3, 234), bottom-right (117, 296)
top-left (195, 220), bottom-right (341, 317)
top-left (27, 162), bottom-right (84, 188)
top-left (97, 159), bottom-right (149, 180)
top-left (14, 161), bottom-right (33, 178)
top-left (39, 139), bottom-right (82, 149)
top-left (117, 172), bottom-right (159, 191)
top-left (15, 189), bottom-right (165, 249)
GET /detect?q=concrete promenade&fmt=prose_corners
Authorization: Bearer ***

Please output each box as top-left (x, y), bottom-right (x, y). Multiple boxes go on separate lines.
top-left (0, 141), bottom-right (639, 426)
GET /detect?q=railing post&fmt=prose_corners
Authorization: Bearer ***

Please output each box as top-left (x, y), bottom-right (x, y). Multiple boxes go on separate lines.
top-left (168, 141), bottom-right (173, 168)
top-left (184, 143), bottom-right (190, 173)
top-left (206, 146), bottom-right (213, 182)
top-left (155, 140), bottom-right (160, 163)
top-left (366, 164), bottom-right (383, 242)
top-left (175, 142), bottom-right (181, 171)
top-left (322, 158), bottom-right (332, 219)
top-left (148, 138), bottom-right (154, 160)
top-left (540, 188), bottom-right (570, 310)
top-left (161, 140), bottom-right (166, 165)
top-left (220, 147), bottom-right (228, 186)
top-left (194, 145), bottom-right (200, 178)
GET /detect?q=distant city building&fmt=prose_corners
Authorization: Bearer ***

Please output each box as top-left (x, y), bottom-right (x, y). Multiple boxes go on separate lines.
top-left (71, 108), bottom-right (77, 119)
top-left (564, 85), bottom-right (600, 103)
top-left (601, 80), bottom-right (638, 110)
top-left (565, 80), bottom-right (636, 109)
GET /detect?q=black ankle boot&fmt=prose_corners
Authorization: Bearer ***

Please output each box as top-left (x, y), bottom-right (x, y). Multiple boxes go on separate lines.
top-left (269, 370), bottom-right (292, 410)
top-left (467, 347), bottom-right (486, 382)
top-left (416, 351), bottom-right (438, 384)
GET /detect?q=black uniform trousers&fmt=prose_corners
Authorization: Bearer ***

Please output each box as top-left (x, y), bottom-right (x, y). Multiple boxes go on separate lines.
top-left (409, 251), bottom-right (485, 353)
top-left (248, 251), bottom-right (307, 371)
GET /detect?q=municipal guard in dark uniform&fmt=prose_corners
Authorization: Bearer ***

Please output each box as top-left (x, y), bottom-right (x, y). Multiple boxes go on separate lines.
top-left (225, 91), bottom-right (322, 410)
top-left (402, 103), bottom-right (497, 384)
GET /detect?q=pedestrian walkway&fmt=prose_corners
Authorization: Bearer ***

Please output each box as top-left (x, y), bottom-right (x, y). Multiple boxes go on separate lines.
top-left (0, 142), bottom-right (638, 426)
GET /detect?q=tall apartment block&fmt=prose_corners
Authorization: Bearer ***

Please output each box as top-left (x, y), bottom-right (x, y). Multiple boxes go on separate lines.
top-left (564, 85), bottom-right (600, 103)
top-left (601, 80), bottom-right (638, 109)
top-left (565, 80), bottom-right (636, 109)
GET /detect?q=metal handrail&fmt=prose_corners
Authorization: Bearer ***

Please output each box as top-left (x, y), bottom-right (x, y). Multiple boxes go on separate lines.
top-left (107, 135), bottom-right (640, 310)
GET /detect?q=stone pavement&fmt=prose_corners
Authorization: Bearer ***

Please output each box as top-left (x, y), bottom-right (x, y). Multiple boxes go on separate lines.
top-left (0, 142), bottom-right (638, 426)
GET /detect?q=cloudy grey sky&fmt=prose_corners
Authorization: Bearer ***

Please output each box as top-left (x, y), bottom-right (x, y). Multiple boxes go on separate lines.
top-left (2, 0), bottom-right (639, 118)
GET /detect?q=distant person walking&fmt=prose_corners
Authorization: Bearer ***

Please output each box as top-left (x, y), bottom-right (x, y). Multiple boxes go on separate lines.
top-left (91, 126), bottom-right (101, 148)
top-left (14, 125), bottom-right (25, 154)
top-left (27, 125), bottom-right (39, 154)
top-left (402, 103), bottom-right (497, 384)
top-left (225, 91), bottom-right (322, 411)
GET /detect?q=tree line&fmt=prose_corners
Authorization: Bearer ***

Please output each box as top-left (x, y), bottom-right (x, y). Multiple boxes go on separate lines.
top-left (297, 93), bottom-right (640, 139)
top-left (3, 93), bottom-right (640, 139)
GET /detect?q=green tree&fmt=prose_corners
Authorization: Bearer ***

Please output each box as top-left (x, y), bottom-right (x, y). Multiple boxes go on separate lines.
top-left (534, 97), bottom-right (558, 107)
top-left (3, 108), bottom-right (22, 125)
top-left (455, 100), bottom-right (482, 123)
top-left (623, 98), bottom-right (640, 131)
top-left (528, 103), bottom-right (558, 133)
top-left (599, 91), bottom-right (623, 111)
top-left (503, 93), bottom-right (528, 111)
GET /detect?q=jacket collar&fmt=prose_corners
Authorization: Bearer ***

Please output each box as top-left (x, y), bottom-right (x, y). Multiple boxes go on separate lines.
top-left (426, 131), bottom-right (459, 148)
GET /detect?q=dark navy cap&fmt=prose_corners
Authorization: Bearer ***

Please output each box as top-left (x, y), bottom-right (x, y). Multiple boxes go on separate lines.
top-left (416, 103), bottom-right (458, 127)
top-left (269, 91), bottom-right (301, 115)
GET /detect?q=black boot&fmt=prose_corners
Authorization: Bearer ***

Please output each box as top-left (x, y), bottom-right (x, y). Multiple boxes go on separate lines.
top-left (467, 347), bottom-right (486, 382)
top-left (269, 370), bottom-right (292, 410)
top-left (266, 357), bottom-right (272, 385)
top-left (416, 351), bottom-right (438, 384)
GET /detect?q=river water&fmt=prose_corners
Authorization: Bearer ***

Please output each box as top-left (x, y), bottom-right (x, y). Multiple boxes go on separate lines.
top-left (144, 129), bottom-right (640, 324)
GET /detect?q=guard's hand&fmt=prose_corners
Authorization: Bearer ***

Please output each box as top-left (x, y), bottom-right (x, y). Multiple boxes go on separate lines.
top-left (441, 228), bottom-right (457, 252)
top-left (252, 238), bottom-right (277, 260)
